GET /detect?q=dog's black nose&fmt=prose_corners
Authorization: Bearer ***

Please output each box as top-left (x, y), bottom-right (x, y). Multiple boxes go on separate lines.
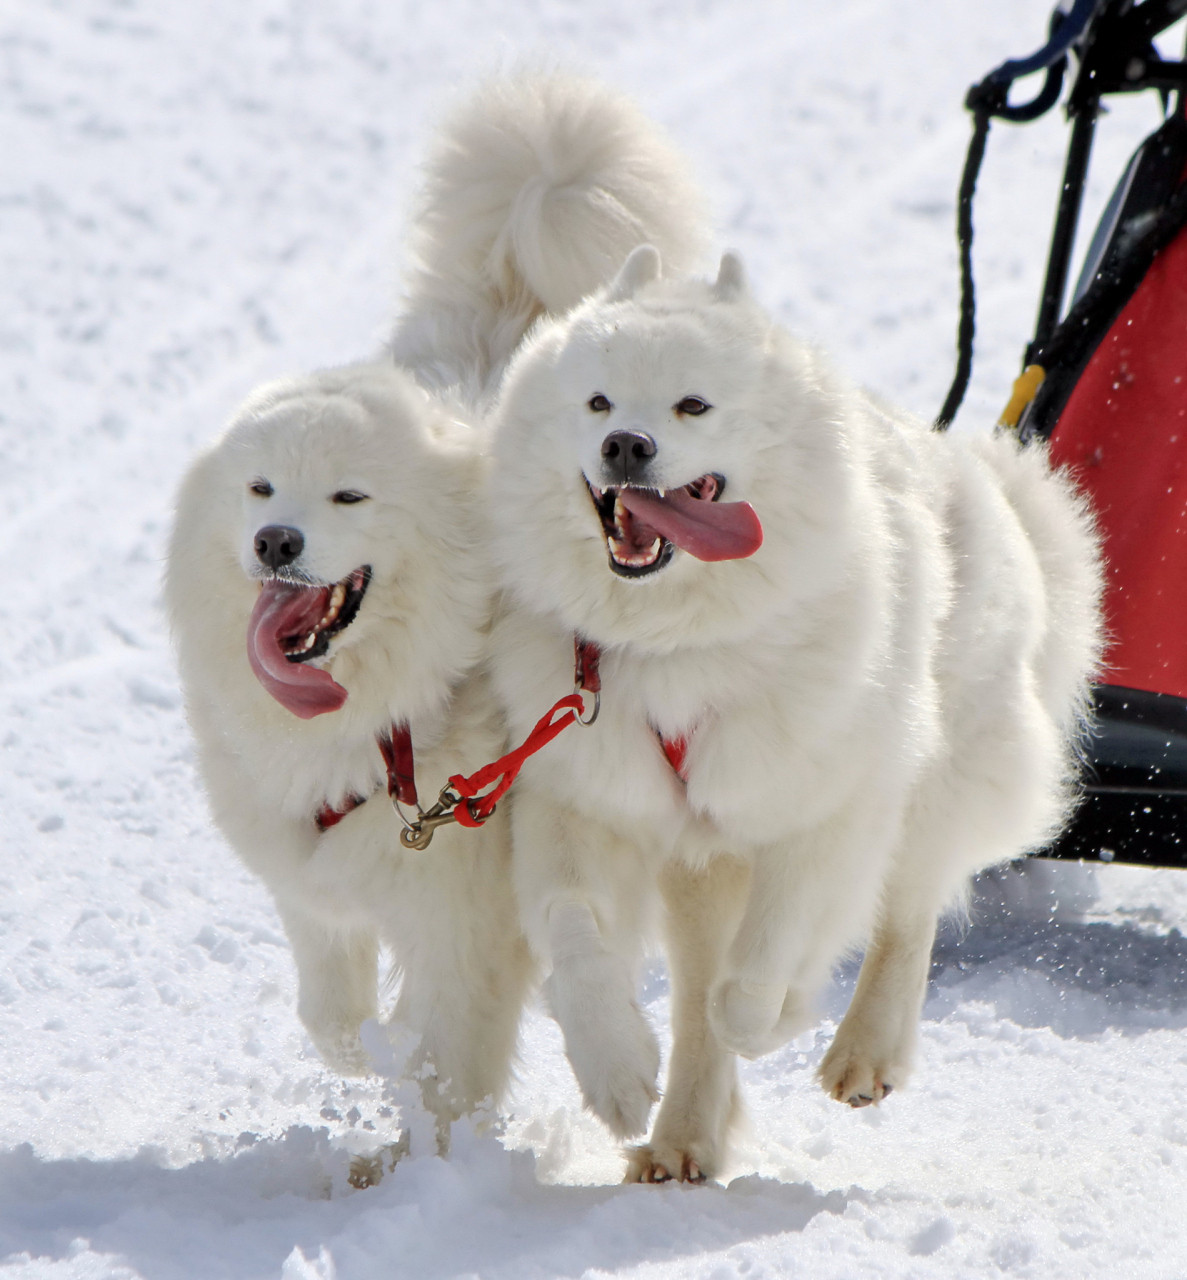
top-left (254, 525), bottom-right (304, 570)
top-left (601, 430), bottom-right (657, 485)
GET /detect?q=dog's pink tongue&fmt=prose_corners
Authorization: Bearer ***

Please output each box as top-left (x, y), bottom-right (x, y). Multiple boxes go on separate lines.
top-left (619, 487), bottom-right (763, 562)
top-left (247, 582), bottom-right (348, 719)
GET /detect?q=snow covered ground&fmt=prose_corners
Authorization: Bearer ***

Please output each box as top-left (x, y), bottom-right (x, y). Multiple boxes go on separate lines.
top-left (4, 0), bottom-right (1187, 1275)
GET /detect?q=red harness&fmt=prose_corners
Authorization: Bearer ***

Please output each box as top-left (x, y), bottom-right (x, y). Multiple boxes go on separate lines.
top-left (576, 638), bottom-right (691, 782)
top-left (314, 637), bottom-right (600, 844)
top-left (315, 635), bottom-right (687, 844)
top-left (660, 733), bottom-right (690, 781)
top-left (315, 726), bottom-right (418, 832)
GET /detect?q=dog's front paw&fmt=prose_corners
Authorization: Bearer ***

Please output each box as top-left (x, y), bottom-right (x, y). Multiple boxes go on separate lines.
top-left (818, 1028), bottom-right (906, 1108)
top-left (562, 996), bottom-right (661, 1138)
top-left (709, 978), bottom-right (808, 1059)
top-left (546, 954), bottom-right (661, 1139)
top-left (625, 1145), bottom-right (707, 1185)
top-left (625, 1140), bottom-right (713, 1185)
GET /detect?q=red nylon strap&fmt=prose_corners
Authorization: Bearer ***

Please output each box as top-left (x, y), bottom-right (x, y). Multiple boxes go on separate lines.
top-left (316, 722), bottom-right (416, 832)
top-left (315, 793), bottom-right (366, 832)
top-left (661, 734), bottom-right (689, 781)
top-left (448, 694), bottom-right (585, 827)
top-left (378, 723), bottom-right (418, 807)
top-left (574, 637), bottom-right (602, 693)
top-left (329, 639), bottom-right (601, 837)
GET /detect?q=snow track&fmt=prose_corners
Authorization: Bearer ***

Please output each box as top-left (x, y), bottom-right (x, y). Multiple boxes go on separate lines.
top-left (2, 0), bottom-right (1187, 1275)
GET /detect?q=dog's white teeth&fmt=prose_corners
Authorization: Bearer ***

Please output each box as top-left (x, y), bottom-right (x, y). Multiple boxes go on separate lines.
top-left (658, 488), bottom-right (666, 499)
top-left (608, 534), bottom-right (663, 569)
top-left (301, 632), bottom-right (318, 651)
top-left (317, 583), bottom-right (346, 629)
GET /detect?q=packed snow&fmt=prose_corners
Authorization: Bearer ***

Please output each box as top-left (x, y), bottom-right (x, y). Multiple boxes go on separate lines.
top-left (4, 0), bottom-right (1187, 1276)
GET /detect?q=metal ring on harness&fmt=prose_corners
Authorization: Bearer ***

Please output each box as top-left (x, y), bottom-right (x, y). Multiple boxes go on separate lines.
top-left (576, 687), bottom-right (600, 726)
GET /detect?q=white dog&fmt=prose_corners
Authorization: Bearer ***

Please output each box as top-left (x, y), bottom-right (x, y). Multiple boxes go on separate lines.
top-left (488, 245), bottom-right (1102, 1180)
top-left (164, 73), bottom-right (707, 1141)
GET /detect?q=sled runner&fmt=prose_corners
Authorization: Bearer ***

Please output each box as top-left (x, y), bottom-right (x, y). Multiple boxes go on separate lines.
top-left (940, 0), bottom-right (1187, 867)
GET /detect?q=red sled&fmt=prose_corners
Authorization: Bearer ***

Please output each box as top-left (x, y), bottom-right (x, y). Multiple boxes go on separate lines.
top-left (942, 0), bottom-right (1187, 866)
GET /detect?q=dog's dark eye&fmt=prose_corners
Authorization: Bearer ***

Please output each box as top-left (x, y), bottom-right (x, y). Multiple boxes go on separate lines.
top-left (588, 394), bottom-right (613, 413)
top-left (332, 490), bottom-right (369, 505)
top-left (249, 480), bottom-right (273, 497)
top-left (675, 396), bottom-right (711, 416)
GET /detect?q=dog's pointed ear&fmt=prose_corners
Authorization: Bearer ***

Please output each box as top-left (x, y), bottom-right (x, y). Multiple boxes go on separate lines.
top-left (713, 251), bottom-right (748, 302)
top-left (606, 245), bottom-right (662, 302)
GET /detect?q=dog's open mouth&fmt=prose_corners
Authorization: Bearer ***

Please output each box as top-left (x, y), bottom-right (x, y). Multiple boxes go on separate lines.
top-left (246, 567), bottom-right (370, 719)
top-left (273, 567), bottom-right (371, 665)
top-left (585, 475), bottom-right (763, 578)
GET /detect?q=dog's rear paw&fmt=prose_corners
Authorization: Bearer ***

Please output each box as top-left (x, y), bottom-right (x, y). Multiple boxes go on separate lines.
top-left (708, 978), bottom-right (809, 1059)
top-left (625, 1142), bottom-right (712, 1185)
top-left (818, 1039), bottom-right (900, 1108)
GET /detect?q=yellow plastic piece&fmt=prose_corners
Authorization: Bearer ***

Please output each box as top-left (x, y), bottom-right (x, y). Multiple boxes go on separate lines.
top-left (999, 364), bottom-right (1047, 429)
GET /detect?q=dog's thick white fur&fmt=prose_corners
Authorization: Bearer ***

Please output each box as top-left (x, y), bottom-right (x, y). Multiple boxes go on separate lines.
top-left (488, 245), bottom-right (1102, 1180)
top-left (165, 72), bottom-right (708, 1140)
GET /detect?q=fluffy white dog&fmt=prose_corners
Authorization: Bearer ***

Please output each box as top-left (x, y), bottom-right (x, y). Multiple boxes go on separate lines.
top-left (488, 245), bottom-right (1102, 1180)
top-left (165, 73), bottom-right (707, 1141)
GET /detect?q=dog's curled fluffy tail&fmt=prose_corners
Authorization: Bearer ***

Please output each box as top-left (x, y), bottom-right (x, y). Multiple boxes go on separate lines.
top-left (389, 69), bottom-right (708, 398)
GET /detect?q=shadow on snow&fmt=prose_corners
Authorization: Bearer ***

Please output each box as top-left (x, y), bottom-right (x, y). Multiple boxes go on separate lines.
top-left (0, 1127), bottom-right (848, 1280)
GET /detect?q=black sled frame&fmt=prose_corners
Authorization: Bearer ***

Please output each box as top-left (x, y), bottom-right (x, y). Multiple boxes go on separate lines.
top-left (939, 0), bottom-right (1187, 869)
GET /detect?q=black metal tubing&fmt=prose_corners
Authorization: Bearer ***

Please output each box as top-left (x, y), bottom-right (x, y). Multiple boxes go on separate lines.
top-left (1070, 0), bottom-right (1187, 104)
top-left (1027, 105), bottom-right (1100, 361)
top-left (1042, 792), bottom-right (1187, 866)
top-left (1123, 0), bottom-right (1187, 46)
top-left (1027, 0), bottom-right (1187, 365)
top-left (937, 0), bottom-right (1187, 429)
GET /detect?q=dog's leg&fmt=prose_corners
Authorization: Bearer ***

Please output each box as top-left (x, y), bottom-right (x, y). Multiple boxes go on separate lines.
top-left (627, 855), bottom-right (748, 1184)
top-left (385, 824), bottom-right (536, 1150)
top-left (545, 899), bottom-right (661, 1139)
top-left (276, 903), bottom-right (379, 1077)
top-left (514, 790), bottom-right (663, 1140)
top-left (709, 808), bottom-right (894, 1060)
top-left (817, 885), bottom-right (937, 1107)
top-left (818, 729), bottom-right (1059, 1107)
